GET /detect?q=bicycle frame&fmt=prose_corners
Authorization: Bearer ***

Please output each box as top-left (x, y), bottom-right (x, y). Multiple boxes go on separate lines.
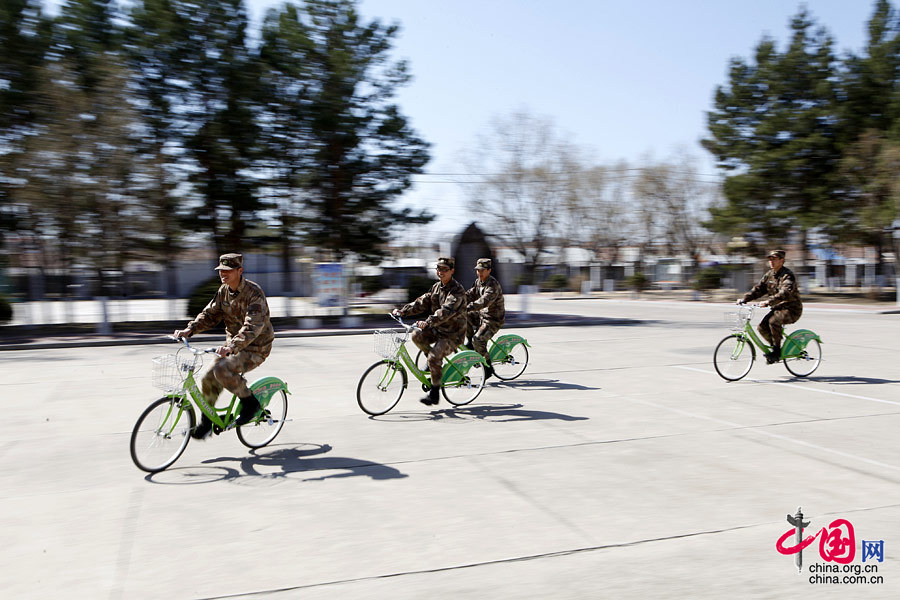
top-left (164, 369), bottom-right (237, 430)
top-left (378, 312), bottom-right (489, 390)
top-left (162, 359), bottom-right (290, 432)
top-left (733, 308), bottom-right (820, 359)
top-left (381, 339), bottom-right (486, 389)
top-left (735, 320), bottom-right (770, 355)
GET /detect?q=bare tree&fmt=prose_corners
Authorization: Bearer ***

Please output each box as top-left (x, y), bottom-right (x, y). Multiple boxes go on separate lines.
top-left (464, 110), bottom-right (572, 284)
top-left (562, 160), bottom-right (634, 266)
top-left (631, 156), bottom-right (714, 269)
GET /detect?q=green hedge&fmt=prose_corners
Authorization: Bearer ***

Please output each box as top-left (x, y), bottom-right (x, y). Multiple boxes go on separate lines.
top-left (544, 273), bottom-right (569, 290)
top-left (187, 276), bottom-right (223, 319)
top-left (406, 275), bottom-right (435, 305)
top-left (693, 267), bottom-right (724, 291)
top-left (358, 276), bottom-right (383, 295)
top-left (626, 272), bottom-right (650, 292)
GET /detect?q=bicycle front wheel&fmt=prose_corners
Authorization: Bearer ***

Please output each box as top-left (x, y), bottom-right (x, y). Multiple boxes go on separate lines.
top-left (238, 390), bottom-right (288, 449)
top-left (357, 360), bottom-right (407, 415)
top-left (713, 334), bottom-right (755, 381)
top-left (492, 343), bottom-right (529, 380)
top-left (783, 338), bottom-right (822, 377)
top-left (130, 397), bottom-right (194, 473)
top-left (442, 362), bottom-right (486, 406)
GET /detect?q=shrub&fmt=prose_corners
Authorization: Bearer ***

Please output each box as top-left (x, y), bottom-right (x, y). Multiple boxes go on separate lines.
top-left (626, 272), bottom-right (650, 292)
top-left (406, 275), bottom-right (435, 304)
top-left (0, 294), bottom-right (11, 324)
top-left (693, 267), bottom-right (724, 291)
top-left (514, 273), bottom-right (532, 287)
top-left (187, 276), bottom-right (223, 318)
top-left (359, 276), bottom-right (383, 295)
top-left (545, 273), bottom-right (569, 290)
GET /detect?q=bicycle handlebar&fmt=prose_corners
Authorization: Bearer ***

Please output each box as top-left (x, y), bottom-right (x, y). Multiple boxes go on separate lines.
top-left (388, 312), bottom-right (421, 333)
top-left (167, 335), bottom-right (218, 355)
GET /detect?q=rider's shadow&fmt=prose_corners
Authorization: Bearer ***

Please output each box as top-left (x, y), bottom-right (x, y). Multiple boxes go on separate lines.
top-left (153, 443), bottom-right (409, 485)
top-left (490, 378), bottom-right (600, 392)
top-left (802, 375), bottom-right (900, 385)
top-left (429, 403), bottom-right (588, 423)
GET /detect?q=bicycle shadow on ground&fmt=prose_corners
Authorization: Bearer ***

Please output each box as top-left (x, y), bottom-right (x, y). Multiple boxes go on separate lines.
top-left (427, 402), bottom-right (589, 423)
top-left (489, 378), bottom-right (600, 392)
top-left (799, 375), bottom-right (900, 385)
top-left (144, 443), bottom-right (408, 486)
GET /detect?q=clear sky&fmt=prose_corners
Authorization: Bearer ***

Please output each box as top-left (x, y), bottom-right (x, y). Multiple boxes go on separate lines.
top-left (244, 0), bottom-right (877, 235)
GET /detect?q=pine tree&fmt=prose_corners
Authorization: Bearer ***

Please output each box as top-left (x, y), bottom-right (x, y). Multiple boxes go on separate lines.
top-left (703, 8), bottom-right (843, 262)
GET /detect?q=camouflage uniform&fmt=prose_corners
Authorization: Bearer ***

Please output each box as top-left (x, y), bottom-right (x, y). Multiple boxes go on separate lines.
top-left (398, 275), bottom-right (467, 386)
top-left (186, 275), bottom-right (275, 406)
top-left (466, 267), bottom-right (505, 362)
top-left (741, 266), bottom-right (803, 349)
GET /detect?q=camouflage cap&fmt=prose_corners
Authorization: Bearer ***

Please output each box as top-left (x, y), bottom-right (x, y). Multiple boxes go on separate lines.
top-left (436, 256), bottom-right (455, 270)
top-left (214, 253), bottom-right (243, 270)
top-left (767, 249), bottom-right (786, 259)
top-left (475, 258), bottom-right (492, 270)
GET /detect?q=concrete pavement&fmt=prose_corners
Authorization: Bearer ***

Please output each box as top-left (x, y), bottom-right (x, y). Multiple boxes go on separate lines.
top-left (1, 300), bottom-right (898, 598)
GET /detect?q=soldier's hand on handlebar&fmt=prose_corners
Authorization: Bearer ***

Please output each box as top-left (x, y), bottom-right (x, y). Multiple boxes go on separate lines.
top-left (173, 328), bottom-right (191, 339)
top-left (216, 346), bottom-right (233, 357)
top-left (415, 320), bottom-right (427, 329)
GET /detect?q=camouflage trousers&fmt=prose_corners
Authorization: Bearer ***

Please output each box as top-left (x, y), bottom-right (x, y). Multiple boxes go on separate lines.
top-left (412, 327), bottom-right (463, 387)
top-left (466, 313), bottom-right (502, 363)
top-left (200, 348), bottom-right (269, 407)
top-left (758, 303), bottom-right (803, 349)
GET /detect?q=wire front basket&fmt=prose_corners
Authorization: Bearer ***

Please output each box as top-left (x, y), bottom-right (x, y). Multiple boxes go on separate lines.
top-left (151, 353), bottom-right (198, 394)
top-left (724, 307), bottom-right (752, 331)
top-left (373, 328), bottom-right (407, 360)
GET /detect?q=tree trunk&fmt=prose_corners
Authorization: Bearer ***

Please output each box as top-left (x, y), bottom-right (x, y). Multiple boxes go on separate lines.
top-left (281, 216), bottom-right (293, 295)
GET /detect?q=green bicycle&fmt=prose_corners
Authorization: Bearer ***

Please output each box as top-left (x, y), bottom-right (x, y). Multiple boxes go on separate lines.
top-left (414, 333), bottom-right (530, 380)
top-left (129, 336), bottom-right (290, 473)
top-left (356, 314), bottom-right (488, 415)
top-left (713, 304), bottom-right (822, 381)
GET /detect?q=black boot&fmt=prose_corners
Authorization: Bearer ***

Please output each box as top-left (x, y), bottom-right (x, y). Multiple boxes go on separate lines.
top-left (192, 414), bottom-right (213, 440)
top-left (236, 394), bottom-right (261, 426)
top-left (484, 361), bottom-right (494, 380)
top-left (464, 340), bottom-right (474, 351)
top-left (420, 385), bottom-right (440, 406)
top-left (765, 347), bottom-right (781, 364)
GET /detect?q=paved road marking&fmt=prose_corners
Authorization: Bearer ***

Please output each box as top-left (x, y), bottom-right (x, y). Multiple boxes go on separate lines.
top-left (641, 370), bottom-right (900, 473)
top-left (674, 365), bottom-right (900, 407)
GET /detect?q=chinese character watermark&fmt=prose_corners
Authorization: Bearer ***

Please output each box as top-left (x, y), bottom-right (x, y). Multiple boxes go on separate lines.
top-left (862, 540), bottom-right (885, 563)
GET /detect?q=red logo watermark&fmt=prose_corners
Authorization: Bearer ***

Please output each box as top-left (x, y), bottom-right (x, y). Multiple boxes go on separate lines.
top-left (777, 517), bottom-right (855, 564)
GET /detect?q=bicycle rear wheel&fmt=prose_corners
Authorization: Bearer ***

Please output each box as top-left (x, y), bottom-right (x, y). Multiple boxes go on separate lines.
top-left (442, 362), bottom-right (486, 406)
top-left (783, 338), bottom-right (822, 377)
top-left (357, 360), bottom-right (407, 415)
top-left (492, 343), bottom-right (529, 380)
top-left (414, 349), bottom-right (427, 372)
top-left (238, 390), bottom-right (288, 449)
top-left (713, 334), bottom-right (755, 381)
top-left (130, 397), bottom-right (194, 473)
